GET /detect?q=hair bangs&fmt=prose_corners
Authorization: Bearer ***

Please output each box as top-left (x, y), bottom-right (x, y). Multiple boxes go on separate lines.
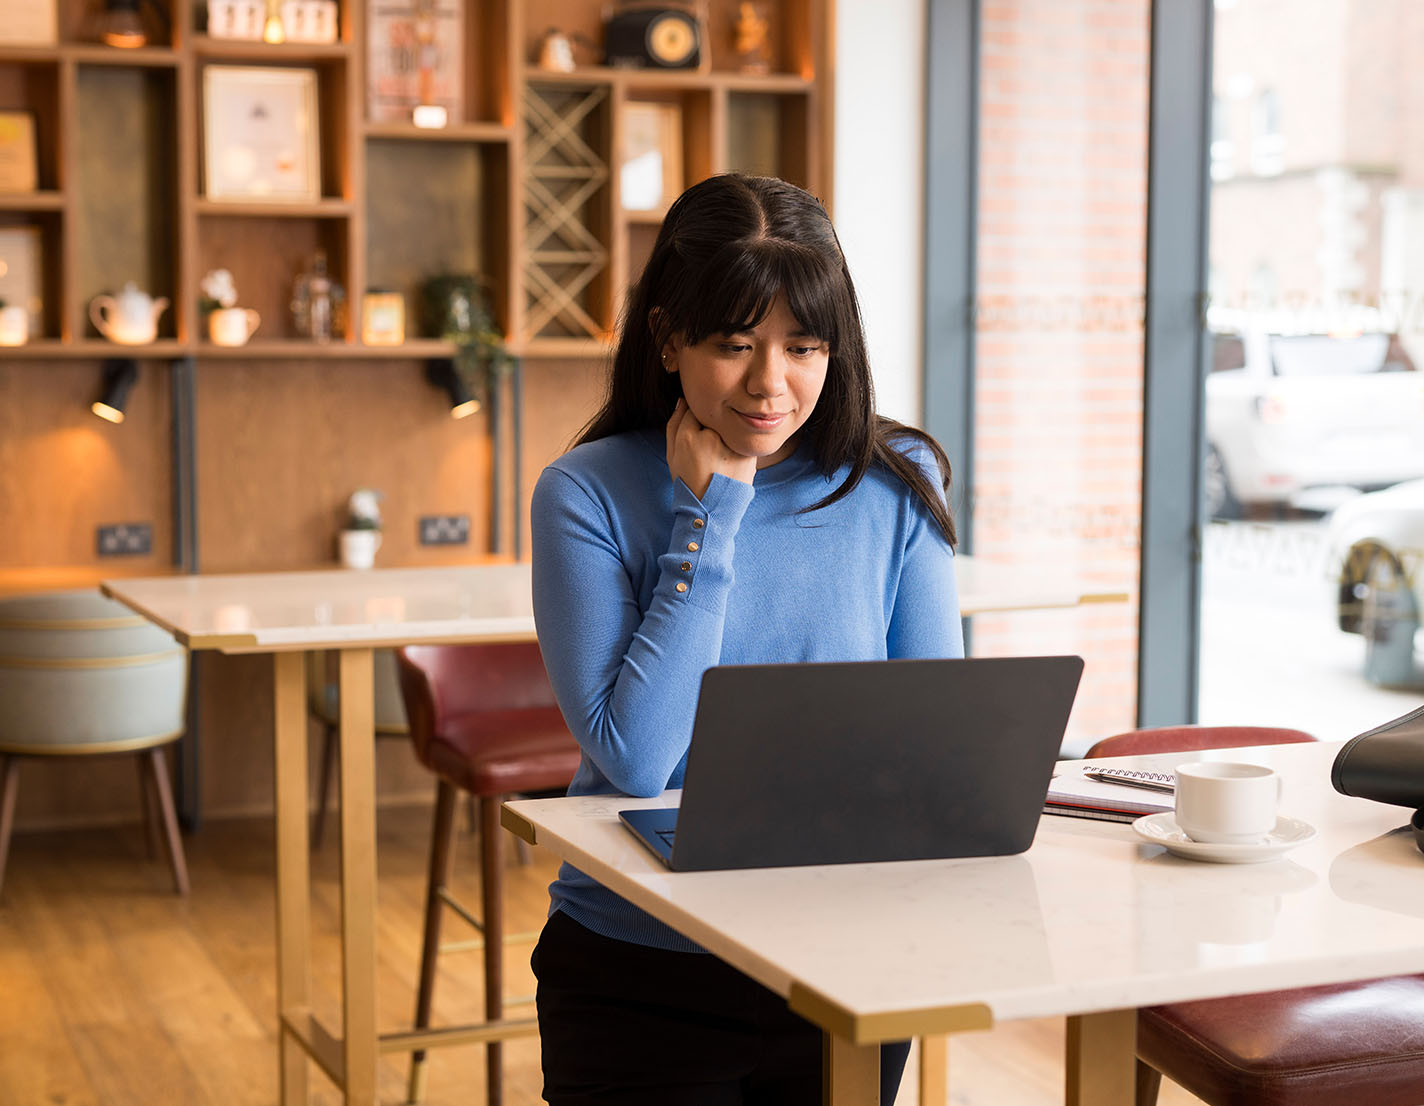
top-left (680, 239), bottom-right (844, 349)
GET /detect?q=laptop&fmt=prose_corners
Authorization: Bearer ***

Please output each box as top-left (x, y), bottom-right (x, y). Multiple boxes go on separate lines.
top-left (619, 654), bottom-right (1084, 871)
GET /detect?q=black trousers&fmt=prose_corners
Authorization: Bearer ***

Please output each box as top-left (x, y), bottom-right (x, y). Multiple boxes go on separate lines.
top-left (532, 910), bottom-right (911, 1105)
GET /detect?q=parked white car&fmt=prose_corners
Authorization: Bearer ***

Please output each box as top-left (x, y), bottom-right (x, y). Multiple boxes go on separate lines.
top-left (1205, 314), bottom-right (1424, 518)
top-left (1324, 478), bottom-right (1424, 633)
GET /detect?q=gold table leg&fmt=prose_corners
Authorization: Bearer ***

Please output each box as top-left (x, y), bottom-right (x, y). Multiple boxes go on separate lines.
top-left (918, 1035), bottom-right (947, 1105)
top-left (274, 652), bottom-right (312, 1106)
top-left (1066, 1009), bottom-right (1137, 1106)
top-left (824, 1033), bottom-right (879, 1105)
top-left (339, 648), bottom-right (379, 1105)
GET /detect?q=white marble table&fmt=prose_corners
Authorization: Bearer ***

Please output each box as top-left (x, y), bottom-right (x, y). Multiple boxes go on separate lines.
top-left (99, 557), bottom-right (1126, 1106)
top-left (504, 741), bottom-right (1424, 1105)
top-left (102, 563), bottom-right (540, 1106)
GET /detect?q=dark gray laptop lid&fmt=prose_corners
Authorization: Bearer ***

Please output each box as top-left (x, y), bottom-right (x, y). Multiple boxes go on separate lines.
top-left (670, 655), bottom-right (1083, 871)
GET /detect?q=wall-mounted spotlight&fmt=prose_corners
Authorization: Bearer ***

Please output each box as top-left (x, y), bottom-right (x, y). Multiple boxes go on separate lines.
top-left (92, 358), bottom-right (139, 423)
top-left (425, 358), bottom-right (479, 419)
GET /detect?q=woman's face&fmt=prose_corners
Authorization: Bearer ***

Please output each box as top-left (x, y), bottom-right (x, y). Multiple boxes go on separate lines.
top-left (665, 296), bottom-right (830, 469)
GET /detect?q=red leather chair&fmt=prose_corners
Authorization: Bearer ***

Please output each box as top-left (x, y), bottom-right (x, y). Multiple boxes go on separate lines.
top-left (1087, 724), bottom-right (1424, 1106)
top-left (395, 642), bottom-right (583, 1106)
top-left (1083, 724), bottom-right (1316, 760)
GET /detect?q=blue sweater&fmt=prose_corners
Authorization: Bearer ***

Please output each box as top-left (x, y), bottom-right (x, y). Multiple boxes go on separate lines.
top-left (530, 428), bottom-right (964, 951)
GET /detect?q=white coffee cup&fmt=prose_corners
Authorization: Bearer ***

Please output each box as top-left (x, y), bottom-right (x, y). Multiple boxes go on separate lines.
top-left (1174, 761), bottom-right (1280, 845)
top-left (209, 306), bottom-right (261, 346)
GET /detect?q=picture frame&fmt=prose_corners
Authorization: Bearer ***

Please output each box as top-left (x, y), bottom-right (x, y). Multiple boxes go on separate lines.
top-left (0, 0), bottom-right (57, 46)
top-left (619, 101), bottom-right (683, 213)
top-left (0, 111), bottom-right (38, 193)
top-left (0, 226), bottom-right (44, 337)
top-left (367, 0), bottom-right (465, 125)
top-left (202, 66), bottom-right (321, 203)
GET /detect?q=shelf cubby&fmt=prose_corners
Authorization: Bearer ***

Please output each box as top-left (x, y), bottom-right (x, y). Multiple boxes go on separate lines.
top-left (74, 63), bottom-right (179, 341)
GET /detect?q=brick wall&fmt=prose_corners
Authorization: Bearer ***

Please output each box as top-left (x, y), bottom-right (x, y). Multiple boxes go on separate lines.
top-left (971, 0), bottom-right (1150, 751)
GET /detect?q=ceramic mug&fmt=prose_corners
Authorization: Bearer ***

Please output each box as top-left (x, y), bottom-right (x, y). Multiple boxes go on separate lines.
top-left (1175, 761), bottom-right (1281, 845)
top-left (209, 307), bottom-right (261, 346)
top-left (0, 304), bottom-right (27, 346)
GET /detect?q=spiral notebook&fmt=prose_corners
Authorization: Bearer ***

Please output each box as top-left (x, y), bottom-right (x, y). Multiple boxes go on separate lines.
top-left (1043, 766), bottom-right (1176, 823)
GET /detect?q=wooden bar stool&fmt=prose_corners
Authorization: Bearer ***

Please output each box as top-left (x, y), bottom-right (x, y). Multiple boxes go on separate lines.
top-left (395, 642), bottom-right (582, 1106)
top-left (1086, 724), bottom-right (1424, 1105)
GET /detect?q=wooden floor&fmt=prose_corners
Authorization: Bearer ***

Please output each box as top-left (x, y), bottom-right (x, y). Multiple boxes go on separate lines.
top-left (0, 804), bottom-right (1208, 1106)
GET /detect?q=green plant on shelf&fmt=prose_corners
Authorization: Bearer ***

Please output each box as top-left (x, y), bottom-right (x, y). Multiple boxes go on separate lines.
top-left (422, 273), bottom-right (514, 404)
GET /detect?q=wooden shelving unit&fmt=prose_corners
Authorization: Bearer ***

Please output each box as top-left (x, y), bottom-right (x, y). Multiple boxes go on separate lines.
top-left (0, 0), bottom-right (831, 357)
top-left (1, 0), bottom-right (834, 570)
top-left (0, 0), bottom-right (834, 830)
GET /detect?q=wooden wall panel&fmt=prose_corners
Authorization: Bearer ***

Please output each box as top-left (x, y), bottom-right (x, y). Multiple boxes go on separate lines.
top-left (194, 358), bottom-right (495, 571)
top-left (0, 359), bottom-right (172, 570)
top-left (517, 356), bottom-right (605, 544)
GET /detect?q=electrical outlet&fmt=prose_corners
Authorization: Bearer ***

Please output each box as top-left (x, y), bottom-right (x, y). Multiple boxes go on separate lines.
top-left (419, 514), bottom-right (470, 546)
top-left (97, 523), bottom-right (153, 556)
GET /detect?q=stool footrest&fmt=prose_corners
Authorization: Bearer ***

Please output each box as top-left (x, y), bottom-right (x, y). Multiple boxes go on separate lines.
top-left (381, 1015), bottom-right (541, 1053)
top-left (440, 927), bottom-right (541, 954)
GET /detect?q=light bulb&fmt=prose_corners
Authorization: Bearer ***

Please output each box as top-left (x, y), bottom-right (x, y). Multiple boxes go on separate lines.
top-left (263, 0), bottom-right (285, 43)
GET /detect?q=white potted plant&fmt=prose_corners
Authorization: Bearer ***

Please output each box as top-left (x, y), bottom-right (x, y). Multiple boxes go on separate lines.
top-left (339, 488), bottom-right (383, 570)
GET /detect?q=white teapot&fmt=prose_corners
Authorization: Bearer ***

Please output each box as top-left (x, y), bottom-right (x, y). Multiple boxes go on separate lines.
top-left (90, 282), bottom-right (169, 345)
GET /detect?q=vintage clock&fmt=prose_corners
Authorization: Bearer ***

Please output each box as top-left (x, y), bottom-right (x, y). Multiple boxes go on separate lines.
top-left (604, 4), bottom-right (703, 69)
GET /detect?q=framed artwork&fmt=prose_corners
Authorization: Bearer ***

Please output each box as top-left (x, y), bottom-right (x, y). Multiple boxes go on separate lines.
top-left (202, 66), bottom-right (321, 203)
top-left (0, 112), bottom-right (38, 193)
top-left (620, 101), bottom-right (683, 212)
top-left (0, 0), bottom-right (56, 45)
top-left (367, 0), bottom-right (464, 125)
top-left (0, 226), bottom-right (44, 336)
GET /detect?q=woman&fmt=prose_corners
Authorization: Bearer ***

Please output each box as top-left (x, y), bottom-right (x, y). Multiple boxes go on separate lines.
top-left (530, 173), bottom-right (962, 1104)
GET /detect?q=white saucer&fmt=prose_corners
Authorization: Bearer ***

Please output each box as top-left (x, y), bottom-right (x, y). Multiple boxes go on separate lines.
top-left (1131, 812), bottom-right (1317, 863)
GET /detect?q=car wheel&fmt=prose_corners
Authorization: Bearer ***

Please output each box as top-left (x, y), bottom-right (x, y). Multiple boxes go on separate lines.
top-left (1337, 542), bottom-right (1402, 634)
top-left (1203, 445), bottom-right (1240, 519)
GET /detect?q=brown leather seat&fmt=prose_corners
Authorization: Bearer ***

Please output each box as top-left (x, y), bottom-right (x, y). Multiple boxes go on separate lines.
top-left (396, 642), bottom-right (583, 1106)
top-left (1138, 975), bottom-right (1424, 1106)
top-left (1088, 724), bottom-right (1424, 1106)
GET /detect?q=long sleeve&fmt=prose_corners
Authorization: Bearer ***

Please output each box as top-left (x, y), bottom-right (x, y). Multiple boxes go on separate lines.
top-left (886, 483), bottom-right (964, 661)
top-left (532, 465), bottom-right (755, 797)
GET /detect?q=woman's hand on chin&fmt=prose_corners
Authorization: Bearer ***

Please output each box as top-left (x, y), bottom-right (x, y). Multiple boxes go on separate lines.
top-left (666, 399), bottom-right (757, 499)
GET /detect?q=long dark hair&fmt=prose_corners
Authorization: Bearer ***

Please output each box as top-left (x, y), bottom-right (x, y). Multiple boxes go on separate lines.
top-left (577, 173), bottom-right (955, 546)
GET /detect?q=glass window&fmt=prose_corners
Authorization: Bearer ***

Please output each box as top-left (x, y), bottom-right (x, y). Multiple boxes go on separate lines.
top-left (1198, 0), bottom-right (1424, 736)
